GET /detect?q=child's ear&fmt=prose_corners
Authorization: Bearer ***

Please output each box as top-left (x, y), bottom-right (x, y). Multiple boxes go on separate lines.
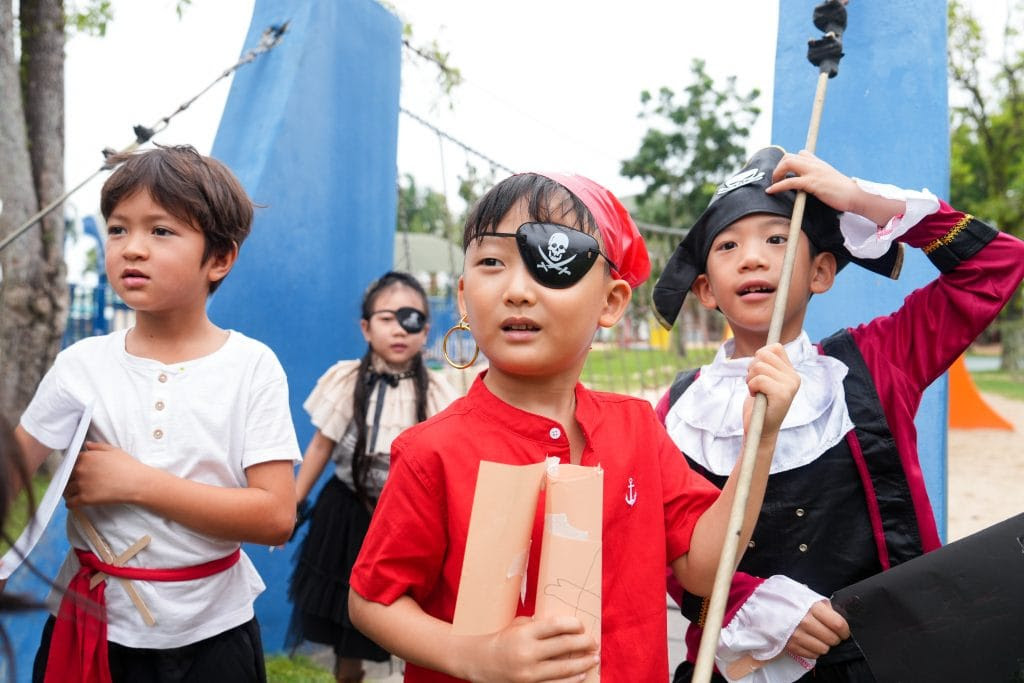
top-left (691, 274), bottom-right (719, 311)
top-left (810, 251), bottom-right (837, 295)
top-left (598, 279), bottom-right (633, 328)
top-left (360, 318), bottom-right (372, 342)
top-left (207, 241), bottom-right (239, 284)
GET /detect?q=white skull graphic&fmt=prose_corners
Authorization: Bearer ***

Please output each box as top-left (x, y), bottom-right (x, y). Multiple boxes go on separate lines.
top-left (547, 232), bottom-right (569, 262)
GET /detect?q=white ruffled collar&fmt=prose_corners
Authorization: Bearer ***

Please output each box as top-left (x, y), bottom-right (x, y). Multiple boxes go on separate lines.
top-left (665, 332), bottom-right (854, 475)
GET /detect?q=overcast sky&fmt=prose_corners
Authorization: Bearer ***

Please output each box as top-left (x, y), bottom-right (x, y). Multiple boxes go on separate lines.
top-left (63, 0), bottom-right (1008, 269)
top-left (64, 0), bottom-right (785, 222)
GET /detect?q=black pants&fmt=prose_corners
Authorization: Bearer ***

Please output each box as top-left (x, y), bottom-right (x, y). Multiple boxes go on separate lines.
top-left (33, 614), bottom-right (267, 683)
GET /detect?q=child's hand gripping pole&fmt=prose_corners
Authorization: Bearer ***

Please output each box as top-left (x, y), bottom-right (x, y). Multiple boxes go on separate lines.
top-left (690, 3), bottom-right (848, 681)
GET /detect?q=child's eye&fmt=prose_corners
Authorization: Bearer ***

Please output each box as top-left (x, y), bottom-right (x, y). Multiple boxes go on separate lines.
top-left (107, 226), bottom-right (126, 236)
top-left (152, 226), bottom-right (174, 237)
top-left (715, 240), bottom-right (737, 252)
top-left (767, 235), bottom-right (787, 245)
top-left (477, 256), bottom-right (504, 268)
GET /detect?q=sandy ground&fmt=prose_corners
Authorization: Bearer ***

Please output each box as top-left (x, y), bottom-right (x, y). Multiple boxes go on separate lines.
top-left (947, 390), bottom-right (1024, 540)
top-left (347, 391), bottom-right (1024, 682)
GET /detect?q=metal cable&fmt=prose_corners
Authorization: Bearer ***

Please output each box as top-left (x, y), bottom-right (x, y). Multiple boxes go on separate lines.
top-left (0, 23), bottom-right (288, 254)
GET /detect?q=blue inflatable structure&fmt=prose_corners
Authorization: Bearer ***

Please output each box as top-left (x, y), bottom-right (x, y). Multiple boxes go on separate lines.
top-left (207, 0), bottom-right (402, 653)
top-left (773, 0), bottom-right (950, 536)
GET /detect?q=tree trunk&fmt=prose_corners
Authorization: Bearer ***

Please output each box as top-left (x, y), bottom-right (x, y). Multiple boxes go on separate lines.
top-left (0, 0), bottom-right (67, 424)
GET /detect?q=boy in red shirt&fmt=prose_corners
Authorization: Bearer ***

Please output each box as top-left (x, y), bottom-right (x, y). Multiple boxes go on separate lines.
top-left (348, 171), bottom-right (800, 681)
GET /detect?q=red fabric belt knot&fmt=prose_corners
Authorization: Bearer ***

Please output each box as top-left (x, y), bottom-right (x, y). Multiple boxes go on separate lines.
top-left (44, 547), bottom-right (241, 683)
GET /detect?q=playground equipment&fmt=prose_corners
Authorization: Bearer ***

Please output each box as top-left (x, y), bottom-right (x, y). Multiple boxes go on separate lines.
top-left (948, 355), bottom-right (1013, 430)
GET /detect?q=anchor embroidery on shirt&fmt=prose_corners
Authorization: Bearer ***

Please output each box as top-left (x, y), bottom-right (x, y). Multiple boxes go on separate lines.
top-left (625, 477), bottom-right (637, 507)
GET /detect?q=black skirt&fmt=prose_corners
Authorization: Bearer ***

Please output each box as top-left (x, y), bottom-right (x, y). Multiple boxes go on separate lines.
top-left (286, 476), bottom-right (389, 662)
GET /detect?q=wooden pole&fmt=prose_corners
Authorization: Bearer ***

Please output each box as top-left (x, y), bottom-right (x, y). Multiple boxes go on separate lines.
top-left (690, 68), bottom-right (832, 683)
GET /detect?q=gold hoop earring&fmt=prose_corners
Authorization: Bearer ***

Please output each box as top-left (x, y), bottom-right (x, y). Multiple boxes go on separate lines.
top-left (442, 314), bottom-right (480, 369)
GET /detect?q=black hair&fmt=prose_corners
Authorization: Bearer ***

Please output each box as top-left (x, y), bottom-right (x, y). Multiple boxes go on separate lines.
top-left (101, 144), bottom-right (254, 293)
top-left (350, 271), bottom-right (430, 507)
top-left (463, 173), bottom-right (599, 249)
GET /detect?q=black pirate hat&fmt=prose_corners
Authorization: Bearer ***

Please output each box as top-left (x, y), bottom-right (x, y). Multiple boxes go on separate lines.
top-left (651, 146), bottom-right (904, 329)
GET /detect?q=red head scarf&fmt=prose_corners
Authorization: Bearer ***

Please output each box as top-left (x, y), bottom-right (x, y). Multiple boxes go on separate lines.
top-left (536, 172), bottom-right (651, 289)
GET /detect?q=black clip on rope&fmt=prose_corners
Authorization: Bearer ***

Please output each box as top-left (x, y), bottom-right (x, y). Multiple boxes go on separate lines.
top-left (807, 0), bottom-right (848, 77)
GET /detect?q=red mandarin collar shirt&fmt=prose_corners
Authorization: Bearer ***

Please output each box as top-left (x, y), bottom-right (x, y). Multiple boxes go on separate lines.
top-left (350, 374), bottom-right (720, 682)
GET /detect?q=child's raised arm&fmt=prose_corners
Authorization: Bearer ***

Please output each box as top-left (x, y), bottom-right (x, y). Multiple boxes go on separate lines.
top-left (672, 343), bottom-right (800, 596)
top-left (348, 591), bottom-right (599, 683)
top-left (767, 150), bottom-right (907, 226)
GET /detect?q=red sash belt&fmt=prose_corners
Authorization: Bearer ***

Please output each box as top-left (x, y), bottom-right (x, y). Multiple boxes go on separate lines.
top-left (44, 547), bottom-right (241, 683)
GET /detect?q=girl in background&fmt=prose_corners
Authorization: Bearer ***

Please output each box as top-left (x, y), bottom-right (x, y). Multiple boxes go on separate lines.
top-left (287, 271), bottom-right (458, 683)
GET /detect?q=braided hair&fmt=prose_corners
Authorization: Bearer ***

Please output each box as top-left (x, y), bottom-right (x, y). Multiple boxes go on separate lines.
top-left (350, 272), bottom-right (431, 507)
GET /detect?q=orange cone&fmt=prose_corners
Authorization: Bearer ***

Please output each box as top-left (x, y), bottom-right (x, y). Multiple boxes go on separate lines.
top-left (947, 355), bottom-right (1013, 430)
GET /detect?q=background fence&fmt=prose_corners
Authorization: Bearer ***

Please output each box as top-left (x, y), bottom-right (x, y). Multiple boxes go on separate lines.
top-left (63, 285), bottom-right (713, 400)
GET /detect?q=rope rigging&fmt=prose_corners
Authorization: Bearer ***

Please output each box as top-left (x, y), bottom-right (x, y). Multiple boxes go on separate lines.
top-left (399, 107), bottom-right (515, 177)
top-left (0, 22), bottom-right (289, 255)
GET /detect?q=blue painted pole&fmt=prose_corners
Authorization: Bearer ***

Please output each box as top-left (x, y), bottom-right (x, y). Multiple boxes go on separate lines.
top-left (207, 0), bottom-right (402, 652)
top-left (773, 0), bottom-right (949, 539)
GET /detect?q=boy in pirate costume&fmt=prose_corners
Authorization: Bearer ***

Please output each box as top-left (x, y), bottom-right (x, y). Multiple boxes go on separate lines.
top-left (348, 171), bottom-right (801, 682)
top-left (651, 146), bottom-right (1024, 682)
top-left (15, 145), bottom-right (301, 683)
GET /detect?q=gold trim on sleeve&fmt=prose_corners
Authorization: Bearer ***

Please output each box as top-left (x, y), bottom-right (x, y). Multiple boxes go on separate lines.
top-left (922, 214), bottom-right (974, 254)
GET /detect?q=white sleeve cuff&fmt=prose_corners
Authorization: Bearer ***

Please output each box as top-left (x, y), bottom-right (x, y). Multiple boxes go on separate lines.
top-left (715, 575), bottom-right (824, 683)
top-left (839, 178), bottom-right (940, 259)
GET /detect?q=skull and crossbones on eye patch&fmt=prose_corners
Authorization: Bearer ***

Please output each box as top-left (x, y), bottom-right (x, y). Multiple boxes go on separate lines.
top-left (536, 231), bottom-right (578, 276)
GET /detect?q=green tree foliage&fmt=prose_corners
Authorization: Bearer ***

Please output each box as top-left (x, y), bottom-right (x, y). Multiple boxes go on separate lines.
top-left (620, 58), bottom-right (760, 229)
top-left (620, 59), bottom-right (760, 349)
top-left (397, 173), bottom-right (453, 236)
top-left (456, 161), bottom-right (495, 226)
top-left (948, 0), bottom-right (1024, 372)
top-left (67, 1), bottom-right (113, 36)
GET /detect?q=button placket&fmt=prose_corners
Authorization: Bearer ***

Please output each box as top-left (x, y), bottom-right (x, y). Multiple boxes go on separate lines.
top-left (153, 370), bottom-right (170, 443)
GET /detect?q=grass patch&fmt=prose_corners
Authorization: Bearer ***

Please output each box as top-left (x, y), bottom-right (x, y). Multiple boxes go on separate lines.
top-left (1, 474), bottom-right (51, 555)
top-left (971, 370), bottom-right (1024, 401)
top-left (581, 346), bottom-right (717, 394)
top-left (266, 654), bottom-right (333, 682)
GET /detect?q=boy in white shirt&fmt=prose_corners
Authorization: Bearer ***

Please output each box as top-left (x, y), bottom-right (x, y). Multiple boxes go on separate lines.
top-left (15, 145), bottom-right (301, 683)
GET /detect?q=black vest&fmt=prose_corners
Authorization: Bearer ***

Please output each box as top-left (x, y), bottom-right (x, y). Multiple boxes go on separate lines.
top-left (672, 330), bottom-right (925, 665)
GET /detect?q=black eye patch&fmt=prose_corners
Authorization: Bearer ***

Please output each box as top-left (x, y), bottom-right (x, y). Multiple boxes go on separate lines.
top-left (372, 307), bottom-right (427, 333)
top-left (488, 222), bottom-right (617, 289)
